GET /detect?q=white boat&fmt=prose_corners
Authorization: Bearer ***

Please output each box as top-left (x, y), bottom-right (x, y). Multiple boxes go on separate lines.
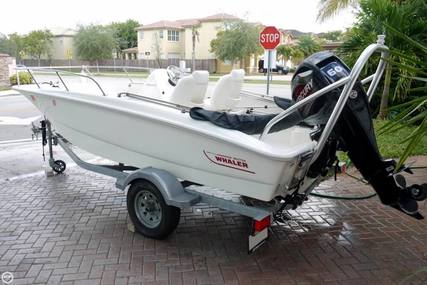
top-left (12, 38), bottom-right (427, 246)
top-left (13, 73), bottom-right (314, 202)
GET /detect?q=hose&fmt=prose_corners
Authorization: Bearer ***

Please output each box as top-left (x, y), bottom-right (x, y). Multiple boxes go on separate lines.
top-left (310, 191), bottom-right (377, 200)
top-left (309, 169), bottom-right (377, 200)
top-left (309, 164), bottom-right (427, 201)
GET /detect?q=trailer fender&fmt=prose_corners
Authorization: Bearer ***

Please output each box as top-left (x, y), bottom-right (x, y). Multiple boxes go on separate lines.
top-left (116, 167), bottom-right (200, 208)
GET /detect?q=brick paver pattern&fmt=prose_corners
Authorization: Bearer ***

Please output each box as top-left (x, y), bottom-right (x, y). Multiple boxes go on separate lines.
top-left (0, 165), bottom-right (427, 285)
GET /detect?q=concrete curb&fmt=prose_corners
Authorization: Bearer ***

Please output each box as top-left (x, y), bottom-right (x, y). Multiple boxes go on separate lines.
top-left (0, 90), bottom-right (21, 98)
top-left (0, 138), bottom-right (35, 145)
top-left (0, 93), bottom-right (21, 98)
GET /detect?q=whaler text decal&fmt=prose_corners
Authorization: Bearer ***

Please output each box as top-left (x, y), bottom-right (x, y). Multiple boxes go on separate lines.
top-left (203, 151), bottom-right (255, 174)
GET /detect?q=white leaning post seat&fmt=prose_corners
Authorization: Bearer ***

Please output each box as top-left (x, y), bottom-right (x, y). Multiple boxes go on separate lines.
top-left (166, 71), bottom-right (209, 106)
top-left (142, 69), bottom-right (174, 99)
top-left (206, 69), bottom-right (245, 111)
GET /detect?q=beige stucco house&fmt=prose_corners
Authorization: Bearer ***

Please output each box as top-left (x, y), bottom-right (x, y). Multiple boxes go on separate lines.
top-left (136, 13), bottom-right (238, 62)
top-left (48, 28), bottom-right (76, 60)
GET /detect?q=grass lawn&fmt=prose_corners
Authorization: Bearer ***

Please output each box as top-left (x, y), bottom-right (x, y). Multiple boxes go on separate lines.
top-left (374, 119), bottom-right (427, 158)
top-left (0, 86), bottom-right (11, 91)
top-left (339, 119), bottom-right (427, 161)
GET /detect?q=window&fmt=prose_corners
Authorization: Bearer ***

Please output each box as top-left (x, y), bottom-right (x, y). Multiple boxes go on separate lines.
top-left (167, 30), bottom-right (179, 41)
top-left (159, 30), bottom-right (163, 39)
top-left (139, 31), bottom-right (144, 40)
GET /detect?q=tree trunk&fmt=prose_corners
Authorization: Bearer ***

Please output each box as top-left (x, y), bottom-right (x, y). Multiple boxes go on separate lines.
top-left (37, 56), bottom-right (41, 67)
top-left (192, 39), bottom-right (196, 71)
top-left (96, 60), bottom-right (100, 73)
top-left (378, 59), bottom-right (392, 119)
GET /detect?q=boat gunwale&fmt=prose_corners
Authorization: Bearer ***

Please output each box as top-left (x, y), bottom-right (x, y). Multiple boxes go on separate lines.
top-left (13, 85), bottom-right (316, 161)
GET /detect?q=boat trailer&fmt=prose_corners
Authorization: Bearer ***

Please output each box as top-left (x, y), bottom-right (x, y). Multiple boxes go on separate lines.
top-left (35, 119), bottom-right (301, 253)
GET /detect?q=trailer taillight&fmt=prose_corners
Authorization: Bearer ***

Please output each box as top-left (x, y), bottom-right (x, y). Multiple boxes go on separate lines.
top-left (254, 216), bottom-right (270, 232)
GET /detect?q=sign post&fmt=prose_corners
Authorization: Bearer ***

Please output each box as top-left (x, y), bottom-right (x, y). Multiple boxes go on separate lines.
top-left (267, 50), bottom-right (271, 94)
top-left (259, 26), bottom-right (281, 95)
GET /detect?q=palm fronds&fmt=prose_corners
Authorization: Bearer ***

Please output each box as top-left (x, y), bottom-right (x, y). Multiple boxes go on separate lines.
top-left (379, 25), bottom-right (427, 168)
top-left (317, 0), bottom-right (359, 22)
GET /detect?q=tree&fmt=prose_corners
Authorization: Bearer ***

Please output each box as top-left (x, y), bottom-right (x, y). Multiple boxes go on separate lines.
top-left (318, 0), bottom-right (427, 164)
top-left (210, 20), bottom-right (263, 67)
top-left (152, 32), bottom-right (162, 68)
top-left (74, 25), bottom-right (116, 67)
top-left (317, 0), bottom-right (359, 22)
top-left (0, 34), bottom-right (11, 55)
top-left (23, 30), bottom-right (52, 66)
top-left (191, 26), bottom-right (200, 71)
top-left (297, 35), bottom-right (321, 57)
top-left (291, 47), bottom-right (305, 65)
top-left (338, 0), bottom-right (427, 118)
top-left (276, 45), bottom-right (293, 62)
top-left (318, 30), bottom-right (343, 41)
top-left (277, 44), bottom-right (307, 66)
top-left (0, 33), bottom-right (27, 63)
top-left (379, 27), bottom-right (427, 168)
top-left (110, 19), bottom-right (139, 58)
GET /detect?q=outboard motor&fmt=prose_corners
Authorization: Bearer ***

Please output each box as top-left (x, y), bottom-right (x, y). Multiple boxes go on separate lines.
top-left (292, 51), bottom-right (426, 218)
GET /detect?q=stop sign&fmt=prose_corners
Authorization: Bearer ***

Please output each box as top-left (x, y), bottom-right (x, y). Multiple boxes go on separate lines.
top-left (259, 26), bottom-right (281, 50)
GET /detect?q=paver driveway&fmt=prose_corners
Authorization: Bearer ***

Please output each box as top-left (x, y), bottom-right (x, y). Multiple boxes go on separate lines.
top-left (0, 161), bottom-right (426, 285)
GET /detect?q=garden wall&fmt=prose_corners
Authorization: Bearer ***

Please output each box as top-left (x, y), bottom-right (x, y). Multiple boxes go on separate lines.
top-left (0, 54), bottom-right (16, 87)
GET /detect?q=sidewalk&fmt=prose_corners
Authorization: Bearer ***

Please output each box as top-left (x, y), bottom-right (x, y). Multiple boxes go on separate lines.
top-left (0, 89), bottom-right (20, 97)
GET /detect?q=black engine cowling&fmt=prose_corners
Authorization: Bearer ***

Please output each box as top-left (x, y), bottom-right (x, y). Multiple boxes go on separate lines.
top-left (292, 51), bottom-right (423, 218)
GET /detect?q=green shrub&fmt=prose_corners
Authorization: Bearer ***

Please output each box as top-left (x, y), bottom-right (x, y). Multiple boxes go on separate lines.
top-left (10, 72), bottom-right (33, 85)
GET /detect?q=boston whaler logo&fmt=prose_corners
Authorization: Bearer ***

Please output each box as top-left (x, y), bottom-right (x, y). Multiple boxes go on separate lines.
top-left (203, 151), bottom-right (255, 174)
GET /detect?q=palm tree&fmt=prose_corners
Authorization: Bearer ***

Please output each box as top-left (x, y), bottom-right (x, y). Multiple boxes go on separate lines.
top-left (379, 26), bottom-right (427, 168)
top-left (317, 0), bottom-right (359, 22)
top-left (297, 35), bottom-right (321, 57)
top-left (276, 45), bottom-right (293, 63)
top-left (337, 0), bottom-right (426, 118)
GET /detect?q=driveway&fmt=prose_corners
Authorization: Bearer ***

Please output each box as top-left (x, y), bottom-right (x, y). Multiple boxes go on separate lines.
top-left (0, 147), bottom-right (426, 284)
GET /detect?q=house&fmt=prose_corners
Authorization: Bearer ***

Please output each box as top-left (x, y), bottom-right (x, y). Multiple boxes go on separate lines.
top-left (136, 13), bottom-right (238, 65)
top-left (122, 47), bottom-right (138, 60)
top-left (48, 28), bottom-right (76, 60)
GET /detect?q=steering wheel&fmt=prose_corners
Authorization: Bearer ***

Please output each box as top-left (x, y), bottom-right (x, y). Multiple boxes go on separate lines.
top-left (166, 65), bottom-right (184, 86)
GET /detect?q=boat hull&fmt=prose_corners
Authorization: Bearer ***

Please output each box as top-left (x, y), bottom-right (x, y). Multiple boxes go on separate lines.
top-left (15, 86), bottom-right (315, 201)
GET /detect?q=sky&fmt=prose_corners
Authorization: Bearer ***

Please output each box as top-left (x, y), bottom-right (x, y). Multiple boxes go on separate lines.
top-left (0, 0), bottom-right (357, 35)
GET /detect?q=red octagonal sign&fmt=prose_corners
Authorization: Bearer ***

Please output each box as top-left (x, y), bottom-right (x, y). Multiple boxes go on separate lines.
top-left (259, 26), bottom-right (281, 50)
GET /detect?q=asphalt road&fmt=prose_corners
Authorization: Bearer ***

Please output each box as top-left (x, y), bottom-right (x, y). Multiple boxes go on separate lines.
top-left (0, 95), bottom-right (41, 141)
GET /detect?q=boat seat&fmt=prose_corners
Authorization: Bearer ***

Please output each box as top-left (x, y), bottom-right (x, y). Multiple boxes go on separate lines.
top-left (165, 71), bottom-right (209, 106)
top-left (204, 69), bottom-right (245, 111)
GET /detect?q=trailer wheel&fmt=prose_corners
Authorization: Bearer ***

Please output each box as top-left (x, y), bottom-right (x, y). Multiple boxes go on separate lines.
top-left (52, 160), bottom-right (66, 174)
top-left (127, 180), bottom-right (180, 239)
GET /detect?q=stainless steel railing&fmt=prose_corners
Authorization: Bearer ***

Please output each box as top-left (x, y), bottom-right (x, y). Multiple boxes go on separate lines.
top-left (14, 65), bottom-right (153, 96)
top-left (260, 36), bottom-right (389, 163)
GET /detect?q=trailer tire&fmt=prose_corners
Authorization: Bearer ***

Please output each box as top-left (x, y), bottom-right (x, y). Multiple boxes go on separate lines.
top-left (52, 160), bottom-right (66, 174)
top-left (127, 180), bottom-right (180, 239)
